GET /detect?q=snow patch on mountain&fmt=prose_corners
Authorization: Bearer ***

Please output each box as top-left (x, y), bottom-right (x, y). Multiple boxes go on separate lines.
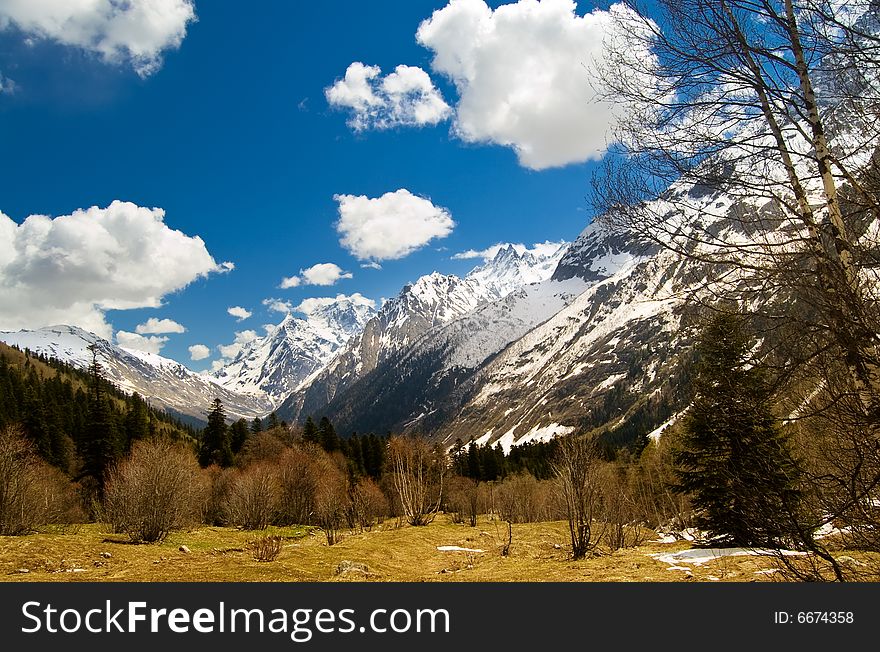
top-left (211, 294), bottom-right (375, 405)
top-left (0, 325), bottom-right (272, 421)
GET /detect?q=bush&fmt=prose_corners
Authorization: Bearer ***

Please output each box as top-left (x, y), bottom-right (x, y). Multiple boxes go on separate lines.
top-left (225, 464), bottom-right (279, 530)
top-left (103, 437), bottom-right (205, 543)
top-left (495, 474), bottom-right (561, 523)
top-left (274, 446), bottom-right (320, 526)
top-left (202, 465), bottom-right (236, 526)
top-left (349, 476), bottom-right (389, 530)
top-left (0, 426), bottom-right (83, 535)
top-left (250, 534), bottom-right (283, 562)
top-left (446, 476), bottom-right (481, 526)
top-left (313, 454), bottom-right (349, 545)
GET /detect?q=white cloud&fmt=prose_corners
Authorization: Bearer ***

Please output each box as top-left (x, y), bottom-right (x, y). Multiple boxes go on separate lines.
top-left (210, 359), bottom-right (225, 372)
top-left (217, 329), bottom-right (258, 360)
top-left (188, 343), bottom-right (210, 361)
top-left (334, 189), bottom-right (454, 261)
top-left (262, 323), bottom-right (277, 336)
top-left (280, 262), bottom-right (353, 289)
top-left (0, 70), bottom-right (16, 94)
top-left (135, 317), bottom-right (185, 334)
top-left (453, 240), bottom-right (566, 260)
top-left (0, 200), bottom-right (232, 339)
top-left (361, 261), bottom-right (383, 270)
top-left (0, 0), bottom-right (197, 78)
top-left (262, 298), bottom-right (294, 315)
top-left (326, 62), bottom-right (451, 130)
top-left (117, 330), bottom-right (168, 355)
top-left (416, 0), bottom-right (631, 169)
top-left (227, 306), bottom-right (252, 321)
top-left (295, 293), bottom-right (376, 317)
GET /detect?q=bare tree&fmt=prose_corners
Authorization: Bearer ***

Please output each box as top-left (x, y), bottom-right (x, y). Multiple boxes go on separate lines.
top-left (388, 436), bottom-right (446, 526)
top-left (594, 0), bottom-right (880, 415)
top-left (103, 437), bottom-right (205, 543)
top-left (554, 436), bottom-right (604, 559)
top-left (593, 0), bottom-right (880, 575)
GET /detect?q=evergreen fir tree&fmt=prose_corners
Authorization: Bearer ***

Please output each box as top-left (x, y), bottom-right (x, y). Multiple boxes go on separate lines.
top-left (230, 418), bottom-right (249, 455)
top-left (318, 416), bottom-right (339, 452)
top-left (302, 416), bottom-right (320, 447)
top-left (123, 392), bottom-right (150, 446)
top-left (81, 344), bottom-right (120, 492)
top-left (199, 398), bottom-right (233, 467)
top-left (250, 417), bottom-right (263, 434)
top-left (673, 312), bottom-right (803, 547)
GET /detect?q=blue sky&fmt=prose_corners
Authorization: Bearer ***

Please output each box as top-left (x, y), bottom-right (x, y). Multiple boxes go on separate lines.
top-left (0, 1), bottom-right (618, 371)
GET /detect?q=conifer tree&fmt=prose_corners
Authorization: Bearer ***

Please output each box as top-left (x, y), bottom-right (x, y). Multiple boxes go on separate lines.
top-left (230, 418), bottom-right (249, 455)
top-left (673, 313), bottom-right (803, 547)
top-left (302, 416), bottom-right (320, 447)
top-left (318, 416), bottom-right (339, 452)
top-left (81, 344), bottom-right (120, 492)
top-left (199, 398), bottom-right (233, 467)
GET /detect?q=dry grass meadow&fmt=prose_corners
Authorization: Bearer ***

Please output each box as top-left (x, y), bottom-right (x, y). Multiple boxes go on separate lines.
top-left (3, 516), bottom-right (871, 582)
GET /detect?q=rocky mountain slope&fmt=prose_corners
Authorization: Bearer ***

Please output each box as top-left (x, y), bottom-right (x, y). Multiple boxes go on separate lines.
top-left (277, 243), bottom-right (569, 423)
top-left (211, 294), bottom-right (375, 406)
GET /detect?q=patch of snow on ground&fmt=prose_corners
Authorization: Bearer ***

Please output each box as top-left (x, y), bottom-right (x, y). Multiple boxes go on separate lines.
top-left (437, 546), bottom-right (485, 553)
top-left (651, 548), bottom-right (806, 567)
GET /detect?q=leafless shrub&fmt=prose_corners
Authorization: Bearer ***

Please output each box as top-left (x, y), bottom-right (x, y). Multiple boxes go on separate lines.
top-left (600, 463), bottom-right (648, 552)
top-left (349, 477), bottom-right (389, 531)
top-left (313, 454), bottom-right (349, 545)
top-left (446, 476), bottom-right (481, 527)
top-left (0, 426), bottom-right (83, 535)
top-left (103, 437), bottom-right (205, 543)
top-left (202, 465), bottom-right (236, 526)
top-left (554, 436), bottom-right (604, 559)
top-left (237, 431), bottom-right (288, 468)
top-left (225, 463), bottom-right (279, 530)
top-left (388, 436), bottom-right (446, 526)
top-left (495, 474), bottom-right (562, 523)
top-left (274, 445), bottom-right (321, 526)
top-left (250, 534), bottom-right (283, 562)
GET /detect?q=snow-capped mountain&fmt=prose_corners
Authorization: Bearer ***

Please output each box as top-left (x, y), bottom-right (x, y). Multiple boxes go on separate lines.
top-left (278, 241), bottom-right (569, 422)
top-left (211, 294), bottom-right (376, 405)
top-left (0, 325), bottom-right (273, 422)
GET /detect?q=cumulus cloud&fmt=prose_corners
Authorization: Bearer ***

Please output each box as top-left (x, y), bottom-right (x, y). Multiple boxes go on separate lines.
top-left (334, 189), bottom-right (454, 262)
top-left (280, 262), bottom-right (353, 289)
top-left (326, 62), bottom-right (451, 130)
top-left (0, 0), bottom-right (197, 78)
top-left (116, 331), bottom-right (168, 355)
top-left (227, 306), bottom-right (252, 321)
top-left (295, 293), bottom-right (377, 317)
top-left (188, 344), bottom-right (210, 361)
top-left (135, 317), bottom-right (185, 334)
top-left (453, 240), bottom-right (567, 260)
top-left (416, 0), bottom-right (631, 169)
top-left (262, 298), bottom-right (294, 315)
top-left (0, 200), bottom-right (231, 339)
top-left (217, 329), bottom-right (258, 360)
